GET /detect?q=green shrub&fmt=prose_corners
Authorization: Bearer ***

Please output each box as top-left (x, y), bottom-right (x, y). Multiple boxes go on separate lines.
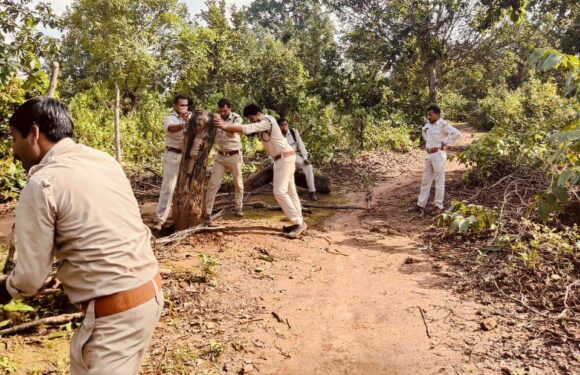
top-left (435, 201), bottom-right (497, 234)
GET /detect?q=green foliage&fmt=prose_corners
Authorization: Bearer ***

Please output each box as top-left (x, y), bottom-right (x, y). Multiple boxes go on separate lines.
top-left (198, 253), bottom-right (220, 282)
top-left (435, 201), bottom-right (497, 234)
top-left (2, 300), bottom-right (35, 312)
top-left (68, 84), bottom-right (166, 167)
top-left (458, 78), bottom-right (577, 184)
top-left (0, 357), bottom-right (17, 373)
top-left (509, 219), bottom-right (578, 271)
top-left (0, 158), bottom-right (26, 202)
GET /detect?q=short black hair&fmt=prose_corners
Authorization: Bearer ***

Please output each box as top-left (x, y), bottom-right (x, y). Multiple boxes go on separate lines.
top-left (173, 94), bottom-right (189, 105)
top-left (9, 96), bottom-right (74, 143)
top-left (217, 98), bottom-right (231, 108)
top-left (426, 104), bottom-right (441, 114)
top-left (243, 103), bottom-right (261, 117)
top-left (278, 118), bottom-right (288, 125)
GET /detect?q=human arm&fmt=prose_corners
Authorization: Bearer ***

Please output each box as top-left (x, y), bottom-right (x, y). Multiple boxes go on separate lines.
top-left (294, 129), bottom-right (310, 162)
top-left (442, 122), bottom-right (461, 148)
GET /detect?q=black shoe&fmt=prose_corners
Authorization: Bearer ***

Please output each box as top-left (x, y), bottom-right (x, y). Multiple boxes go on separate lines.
top-left (287, 223), bottom-right (308, 239)
top-left (283, 224), bottom-right (299, 233)
top-left (309, 192), bottom-right (319, 201)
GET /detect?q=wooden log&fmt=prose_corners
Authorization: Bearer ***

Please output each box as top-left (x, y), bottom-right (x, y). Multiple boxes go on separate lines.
top-left (221, 163), bottom-right (331, 194)
top-left (0, 313), bottom-right (83, 336)
top-left (172, 110), bottom-right (216, 230)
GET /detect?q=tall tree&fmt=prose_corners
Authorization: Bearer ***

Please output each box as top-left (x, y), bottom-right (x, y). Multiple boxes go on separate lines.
top-left (328, 0), bottom-right (515, 102)
top-left (60, 0), bottom-right (189, 111)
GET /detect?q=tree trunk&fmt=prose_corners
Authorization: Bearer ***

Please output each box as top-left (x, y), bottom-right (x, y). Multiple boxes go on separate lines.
top-left (114, 84), bottom-right (122, 162)
top-left (220, 163), bottom-right (331, 194)
top-left (427, 64), bottom-right (438, 103)
top-left (46, 61), bottom-right (59, 97)
top-left (172, 110), bottom-right (216, 230)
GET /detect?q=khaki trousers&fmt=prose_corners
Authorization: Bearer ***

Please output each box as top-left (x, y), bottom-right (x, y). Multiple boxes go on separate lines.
top-left (155, 151), bottom-right (181, 224)
top-left (70, 283), bottom-right (163, 375)
top-left (295, 155), bottom-right (316, 193)
top-left (417, 151), bottom-right (447, 209)
top-left (273, 154), bottom-right (303, 225)
top-left (205, 153), bottom-right (244, 215)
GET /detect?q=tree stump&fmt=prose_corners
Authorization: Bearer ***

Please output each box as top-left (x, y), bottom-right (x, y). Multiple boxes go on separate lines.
top-left (172, 110), bottom-right (216, 230)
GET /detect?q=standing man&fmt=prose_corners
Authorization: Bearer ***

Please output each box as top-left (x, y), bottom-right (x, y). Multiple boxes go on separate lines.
top-left (0, 97), bottom-right (162, 374)
top-left (412, 105), bottom-right (460, 215)
top-left (214, 104), bottom-right (307, 239)
top-left (153, 94), bottom-right (191, 230)
top-left (205, 98), bottom-right (244, 220)
top-left (278, 118), bottom-right (319, 201)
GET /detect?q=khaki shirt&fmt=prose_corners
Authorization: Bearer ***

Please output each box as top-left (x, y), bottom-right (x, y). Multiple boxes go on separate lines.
top-left (5, 138), bottom-right (158, 304)
top-left (285, 128), bottom-right (309, 160)
top-left (242, 115), bottom-right (293, 158)
top-left (422, 119), bottom-right (461, 149)
top-left (164, 111), bottom-right (190, 149)
top-left (215, 112), bottom-right (243, 152)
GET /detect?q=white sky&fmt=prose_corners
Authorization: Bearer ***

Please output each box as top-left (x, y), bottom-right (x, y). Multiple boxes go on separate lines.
top-left (32, 0), bottom-right (254, 37)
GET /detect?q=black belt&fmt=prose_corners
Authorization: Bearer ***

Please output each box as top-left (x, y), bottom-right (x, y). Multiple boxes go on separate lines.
top-left (218, 150), bottom-right (240, 156)
top-left (166, 146), bottom-right (182, 154)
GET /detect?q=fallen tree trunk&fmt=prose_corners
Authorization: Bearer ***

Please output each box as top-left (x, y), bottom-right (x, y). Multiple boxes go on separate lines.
top-left (172, 110), bottom-right (216, 230)
top-left (221, 163), bottom-right (331, 194)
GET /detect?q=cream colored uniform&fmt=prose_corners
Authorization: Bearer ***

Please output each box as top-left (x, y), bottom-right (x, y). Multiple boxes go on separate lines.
top-left (417, 119), bottom-right (461, 209)
top-left (205, 112), bottom-right (244, 215)
top-left (285, 128), bottom-right (316, 193)
top-left (242, 115), bottom-right (303, 225)
top-left (3, 138), bottom-right (161, 375)
top-left (154, 110), bottom-right (190, 225)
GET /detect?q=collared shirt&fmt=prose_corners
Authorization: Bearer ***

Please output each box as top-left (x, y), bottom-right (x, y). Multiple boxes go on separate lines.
top-left (422, 119), bottom-right (461, 149)
top-left (241, 115), bottom-right (293, 158)
top-left (285, 127), bottom-right (309, 160)
top-left (215, 112), bottom-right (243, 152)
top-left (6, 138), bottom-right (158, 304)
top-left (164, 111), bottom-right (190, 149)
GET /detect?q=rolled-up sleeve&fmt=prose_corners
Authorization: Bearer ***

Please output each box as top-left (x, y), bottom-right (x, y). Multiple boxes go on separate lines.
top-left (6, 176), bottom-right (56, 300)
top-left (242, 119), bottom-right (272, 135)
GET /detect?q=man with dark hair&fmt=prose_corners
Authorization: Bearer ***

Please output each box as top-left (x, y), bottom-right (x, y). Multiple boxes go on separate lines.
top-left (278, 118), bottom-right (318, 201)
top-left (153, 94), bottom-right (191, 230)
top-left (0, 97), bottom-right (162, 374)
top-left (214, 104), bottom-right (307, 239)
top-left (411, 104), bottom-right (461, 215)
top-left (204, 98), bottom-right (244, 220)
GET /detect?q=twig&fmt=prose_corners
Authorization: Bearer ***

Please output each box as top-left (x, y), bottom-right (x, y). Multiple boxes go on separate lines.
top-left (564, 280), bottom-right (580, 310)
top-left (416, 306), bottom-right (431, 339)
top-left (0, 312), bottom-right (83, 336)
top-left (302, 203), bottom-right (367, 210)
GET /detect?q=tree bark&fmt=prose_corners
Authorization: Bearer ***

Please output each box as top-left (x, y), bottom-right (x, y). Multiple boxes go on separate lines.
top-left (114, 84), bottom-right (122, 162)
top-left (46, 61), bottom-right (59, 97)
top-left (172, 110), bottom-right (216, 230)
top-left (221, 163), bottom-right (331, 194)
top-left (2, 224), bottom-right (16, 275)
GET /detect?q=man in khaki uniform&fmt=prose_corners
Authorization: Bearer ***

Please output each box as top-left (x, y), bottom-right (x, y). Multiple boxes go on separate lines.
top-left (204, 98), bottom-right (244, 220)
top-left (214, 104), bottom-right (307, 239)
top-left (278, 118), bottom-right (319, 201)
top-left (0, 97), bottom-right (162, 375)
top-left (153, 94), bottom-right (191, 230)
top-left (411, 104), bottom-right (461, 215)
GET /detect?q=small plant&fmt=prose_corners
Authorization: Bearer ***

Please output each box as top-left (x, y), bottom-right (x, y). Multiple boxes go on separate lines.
top-left (435, 201), bottom-right (496, 234)
top-left (0, 357), bottom-right (17, 373)
top-left (198, 253), bottom-right (220, 282)
top-left (203, 340), bottom-right (224, 361)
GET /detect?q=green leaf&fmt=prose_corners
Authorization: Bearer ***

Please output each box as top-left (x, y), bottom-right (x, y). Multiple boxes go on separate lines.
top-left (3, 300), bottom-right (35, 312)
top-left (0, 319), bottom-right (10, 328)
